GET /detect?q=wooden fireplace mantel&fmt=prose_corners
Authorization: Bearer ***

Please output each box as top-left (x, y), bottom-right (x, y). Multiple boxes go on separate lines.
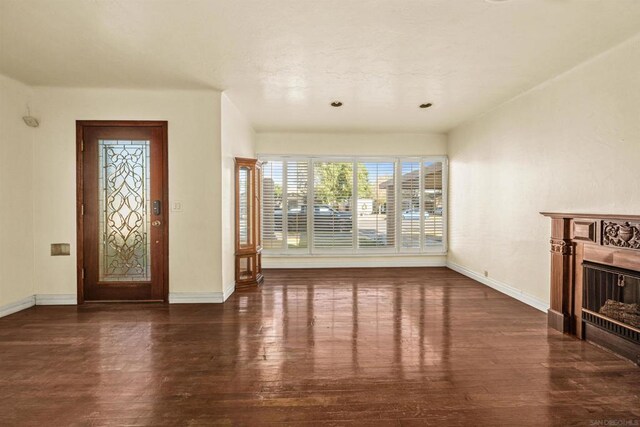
top-left (540, 212), bottom-right (640, 339)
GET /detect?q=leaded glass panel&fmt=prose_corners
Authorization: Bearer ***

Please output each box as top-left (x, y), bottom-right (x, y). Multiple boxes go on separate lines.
top-left (98, 140), bottom-right (151, 281)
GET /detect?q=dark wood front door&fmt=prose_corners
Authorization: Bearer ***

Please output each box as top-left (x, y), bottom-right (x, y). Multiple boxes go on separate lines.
top-left (77, 121), bottom-right (168, 303)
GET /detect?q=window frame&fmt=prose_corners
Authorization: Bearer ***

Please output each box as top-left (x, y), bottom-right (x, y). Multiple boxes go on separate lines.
top-left (259, 154), bottom-right (448, 256)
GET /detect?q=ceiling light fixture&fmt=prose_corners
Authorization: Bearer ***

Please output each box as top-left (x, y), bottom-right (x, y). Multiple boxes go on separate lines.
top-left (330, 101), bottom-right (343, 107)
top-left (419, 103), bottom-right (433, 109)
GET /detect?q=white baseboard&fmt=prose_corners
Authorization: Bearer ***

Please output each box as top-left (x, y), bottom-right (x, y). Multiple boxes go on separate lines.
top-left (446, 261), bottom-right (548, 313)
top-left (0, 295), bottom-right (35, 318)
top-left (4, 263), bottom-right (545, 315)
top-left (223, 282), bottom-right (235, 302)
top-left (35, 294), bottom-right (76, 305)
top-left (263, 257), bottom-right (447, 269)
top-left (169, 285), bottom-right (235, 304)
top-left (3, 289), bottom-right (233, 316)
top-left (0, 293), bottom-right (78, 318)
top-left (168, 292), bottom-right (225, 303)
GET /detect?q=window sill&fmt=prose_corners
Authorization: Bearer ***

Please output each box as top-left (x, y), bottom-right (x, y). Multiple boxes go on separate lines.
top-left (263, 251), bottom-right (447, 258)
top-left (261, 252), bottom-right (447, 268)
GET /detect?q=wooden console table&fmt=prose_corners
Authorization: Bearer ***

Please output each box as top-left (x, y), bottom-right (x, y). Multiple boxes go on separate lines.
top-left (541, 212), bottom-right (640, 340)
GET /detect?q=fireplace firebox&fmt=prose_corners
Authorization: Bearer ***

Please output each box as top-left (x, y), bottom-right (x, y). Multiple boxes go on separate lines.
top-left (582, 262), bottom-right (640, 345)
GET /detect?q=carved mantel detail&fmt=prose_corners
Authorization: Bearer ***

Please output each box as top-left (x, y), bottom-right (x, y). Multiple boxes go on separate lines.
top-left (550, 238), bottom-right (573, 255)
top-left (602, 221), bottom-right (640, 250)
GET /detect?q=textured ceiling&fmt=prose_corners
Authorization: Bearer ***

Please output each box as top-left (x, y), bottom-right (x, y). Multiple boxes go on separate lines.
top-left (1, 0), bottom-right (639, 132)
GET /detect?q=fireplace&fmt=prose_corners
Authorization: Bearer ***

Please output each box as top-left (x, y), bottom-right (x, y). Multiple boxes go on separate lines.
top-left (582, 262), bottom-right (640, 345)
top-left (541, 213), bottom-right (640, 365)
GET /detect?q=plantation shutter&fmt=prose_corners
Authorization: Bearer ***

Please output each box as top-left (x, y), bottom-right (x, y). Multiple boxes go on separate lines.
top-left (285, 160), bottom-right (309, 250)
top-left (400, 161), bottom-right (421, 249)
top-left (260, 155), bottom-right (446, 255)
top-left (423, 161), bottom-right (444, 247)
top-left (261, 160), bottom-right (283, 250)
top-left (312, 161), bottom-right (354, 250)
top-left (357, 161), bottom-right (395, 248)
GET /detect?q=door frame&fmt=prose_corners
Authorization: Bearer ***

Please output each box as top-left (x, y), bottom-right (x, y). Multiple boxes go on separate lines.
top-left (76, 120), bottom-right (169, 304)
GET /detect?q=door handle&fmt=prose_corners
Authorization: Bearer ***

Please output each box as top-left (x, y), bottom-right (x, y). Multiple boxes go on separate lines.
top-left (153, 200), bottom-right (162, 215)
top-left (152, 220), bottom-right (162, 227)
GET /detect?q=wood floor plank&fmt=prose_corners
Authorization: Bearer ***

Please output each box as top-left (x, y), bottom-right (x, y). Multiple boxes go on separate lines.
top-left (0, 267), bottom-right (638, 426)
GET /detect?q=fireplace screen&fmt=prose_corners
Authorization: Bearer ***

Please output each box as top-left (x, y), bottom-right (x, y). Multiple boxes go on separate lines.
top-left (583, 262), bottom-right (640, 341)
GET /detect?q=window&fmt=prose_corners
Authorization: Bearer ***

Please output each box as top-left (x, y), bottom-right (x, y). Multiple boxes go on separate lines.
top-left (262, 160), bottom-right (283, 250)
top-left (358, 161), bottom-right (395, 249)
top-left (285, 160), bottom-right (309, 250)
top-left (423, 161), bottom-right (444, 246)
top-left (261, 156), bottom-right (447, 255)
top-left (313, 161), bottom-right (354, 250)
top-left (400, 161), bottom-right (421, 249)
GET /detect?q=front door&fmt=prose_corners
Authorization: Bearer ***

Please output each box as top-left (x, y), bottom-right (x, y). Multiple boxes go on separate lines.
top-left (77, 121), bottom-right (168, 302)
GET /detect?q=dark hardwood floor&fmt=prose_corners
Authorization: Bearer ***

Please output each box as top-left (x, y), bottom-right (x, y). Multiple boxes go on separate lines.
top-left (1, 267), bottom-right (639, 426)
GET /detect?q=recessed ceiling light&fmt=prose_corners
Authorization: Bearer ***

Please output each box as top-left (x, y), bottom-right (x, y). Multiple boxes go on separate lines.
top-left (330, 101), bottom-right (343, 107)
top-left (419, 103), bottom-right (433, 109)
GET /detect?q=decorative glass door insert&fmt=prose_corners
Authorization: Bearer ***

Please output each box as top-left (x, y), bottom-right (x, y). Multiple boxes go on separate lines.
top-left (98, 140), bottom-right (151, 281)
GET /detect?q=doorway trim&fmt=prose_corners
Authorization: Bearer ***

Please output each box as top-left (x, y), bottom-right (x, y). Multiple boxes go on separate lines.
top-left (76, 120), bottom-right (169, 304)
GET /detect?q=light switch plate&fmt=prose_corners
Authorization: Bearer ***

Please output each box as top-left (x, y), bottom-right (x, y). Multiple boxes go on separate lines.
top-left (171, 201), bottom-right (183, 212)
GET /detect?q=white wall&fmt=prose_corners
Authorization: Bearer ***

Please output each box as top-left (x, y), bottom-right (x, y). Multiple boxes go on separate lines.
top-left (257, 132), bottom-right (446, 157)
top-left (447, 35), bottom-right (640, 306)
top-left (256, 132), bottom-right (448, 267)
top-left (31, 87), bottom-right (224, 300)
top-left (221, 94), bottom-right (256, 295)
top-left (0, 75), bottom-right (35, 312)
